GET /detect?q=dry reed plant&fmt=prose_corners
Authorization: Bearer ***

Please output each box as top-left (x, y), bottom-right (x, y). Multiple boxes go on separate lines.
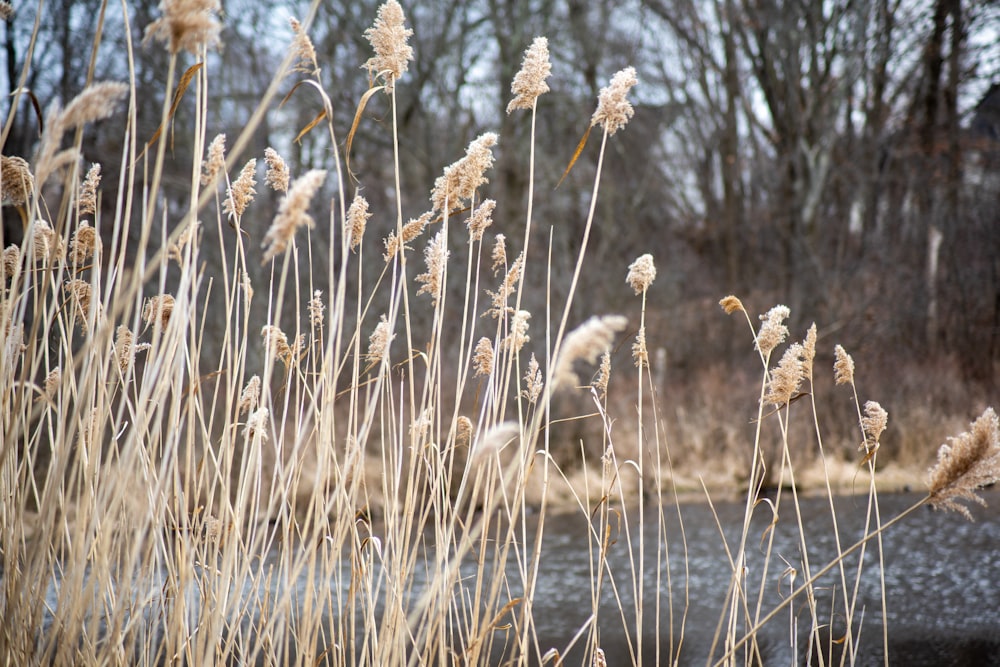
top-left (2, 3), bottom-right (993, 667)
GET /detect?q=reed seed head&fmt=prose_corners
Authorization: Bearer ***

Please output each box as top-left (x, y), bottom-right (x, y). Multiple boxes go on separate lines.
top-left (594, 350), bottom-right (612, 399)
top-left (69, 221), bottom-right (99, 265)
top-left (37, 367), bottom-right (61, 403)
top-left (383, 211), bottom-right (431, 261)
top-left (763, 342), bottom-right (806, 406)
top-left (363, 0), bottom-right (413, 93)
top-left (238, 375), bottom-right (261, 415)
top-left (143, 294), bottom-right (175, 330)
top-left (308, 290), bottom-right (325, 329)
top-left (30, 219), bottom-right (63, 264)
top-left (346, 194), bottom-right (371, 251)
top-left (201, 134), bottom-right (226, 187)
top-left (225, 158), bottom-right (257, 219)
top-left (244, 407), bottom-right (270, 443)
top-left (64, 279), bottom-right (95, 333)
top-left (490, 234), bottom-right (507, 274)
top-left (430, 133), bottom-right (498, 215)
top-left (0, 3), bottom-right (14, 20)
top-left (626, 253), bottom-right (656, 294)
top-left (522, 353), bottom-right (544, 403)
top-left (467, 199), bottom-right (495, 242)
top-left (2, 155), bottom-right (34, 206)
top-left (473, 337), bottom-right (494, 377)
top-left (719, 295), bottom-right (745, 315)
top-left (591, 67), bottom-right (637, 135)
top-left (503, 310), bottom-right (531, 352)
top-left (262, 169), bottom-right (326, 262)
top-left (454, 416), bottom-right (473, 450)
top-left (168, 220), bottom-right (200, 264)
top-left (145, 0), bottom-right (222, 55)
top-left (507, 37), bottom-right (551, 114)
top-left (755, 304), bottom-right (790, 356)
top-left (264, 148), bottom-right (290, 192)
top-left (485, 252), bottom-right (523, 319)
top-left (927, 407), bottom-right (1000, 520)
top-left (554, 315), bottom-right (628, 389)
top-left (833, 344), bottom-right (854, 386)
top-left (289, 18), bottom-right (319, 75)
top-left (366, 315), bottom-right (395, 367)
top-left (416, 230), bottom-right (449, 307)
top-left (632, 325), bottom-right (648, 368)
top-left (262, 325), bottom-right (304, 368)
top-left (114, 325), bottom-right (149, 375)
top-left (802, 323), bottom-right (817, 378)
top-left (62, 82), bottom-right (129, 128)
top-left (78, 163), bottom-right (101, 216)
top-left (860, 400), bottom-right (888, 451)
top-left (2, 244), bottom-right (20, 278)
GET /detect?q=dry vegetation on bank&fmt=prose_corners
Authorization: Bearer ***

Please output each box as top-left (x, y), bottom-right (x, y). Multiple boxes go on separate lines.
top-left (1, 1), bottom-right (998, 665)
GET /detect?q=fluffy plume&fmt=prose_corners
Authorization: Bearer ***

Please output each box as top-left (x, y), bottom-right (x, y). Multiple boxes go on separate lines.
top-left (2, 245), bottom-right (20, 278)
top-left (289, 18), bottom-right (319, 75)
top-left (626, 253), bottom-right (656, 294)
top-left (225, 158), bottom-right (257, 220)
top-left (467, 199), bottom-right (495, 242)
top-left (522, 354), bottom-right (544, 403)
top-left (802, 323), bottom-right (817, 378)
top-left (1, 156), bottom-right (33, 207)
top-left (927, 408), bottom-right (1000, 520)
top-left (860, 400), bottom-right (888, 452)
top-left (142, 294), bottom-right (175, 330)
top-left (201, 134), bottom-right (226, 187)
top-left (553, 315), bottom-right (628, 389)
top-left (490, 234), bottom-right (507, 274)
top-left (168, 220), bottom-right (200, 264)
top-left (69, 221), bottom-right (99, 265)
top-left (262, 169), bottom-right (326, 262)
top-left (507, 37), bottom-right (552, 113)
top-left (472, 337), bottom-right (494, 377)
top-left (244, 407), bottom-right (270, 443)
top-left (383, 212), bottom-right (431, 261)
top-left (308, 291), bottom-right (325, 329)
top-left (593, 351), bottom-right (612, 399)
top-left (78, 163), bottom-right (101, 216)
top-left (415, 230), bottom-right (449, 307)
top-left (363, 0), bottom-right (413, 93)
top-left (262, 325), bottom-right (305, 368)
top-left (755, 304), bottom-right (790, 356)
top-left (114, 325), bottom-right (149, 375)
top-left (238, 375), bottom-right (261, 415)
top-left (719, 295), bottom-right (745, 315)
top-left (145, 0), bottom-right (222, 55)
top-left (591, 67), bottom-right (638, 135)
top-left (365, 315), bottom-right (394, 367)
top-left (632, 326), bottom-right (648, 368)
top-left (763, 342), bottom-right (806, 407)
top-left (264, 148), bottom-right (289, 192)
top-left (502, 310), bottom-right (531, 352)
top-left (29, 219), bottom-right (63, 264)
top-left (430, 133), bottom-right (498, 215)
top-left (346, 194), bottom-right (371, 250)
top-left (64, 279), bottom-right (95, 333)
top-left (485, 252), bottom-right (523, 319)
top-left (37, 367), bottom-right (61, 404)
top-left (833, 344), bottom-right (855, 386)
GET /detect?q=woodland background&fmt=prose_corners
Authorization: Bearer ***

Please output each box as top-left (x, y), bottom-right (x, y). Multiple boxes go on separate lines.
top-left (3, 0), bottom-right (999, 477)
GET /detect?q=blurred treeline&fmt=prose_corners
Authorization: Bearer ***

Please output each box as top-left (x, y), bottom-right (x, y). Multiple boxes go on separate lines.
top-left (3, 0), bottom-right (998, 394)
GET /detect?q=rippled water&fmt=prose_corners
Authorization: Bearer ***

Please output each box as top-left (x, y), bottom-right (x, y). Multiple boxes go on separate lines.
top-left (524, 489), bottom-right (1000, 665)
top-left (30, 489), bottom-right (1000, 665)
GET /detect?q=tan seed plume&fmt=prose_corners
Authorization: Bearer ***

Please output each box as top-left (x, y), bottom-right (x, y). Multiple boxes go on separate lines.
top-left (467, 199), bottom-right (495, 242)
top-left (363, 0), bottom-right (413, 93)
top-left (626, 253), bottom-right (656, 294)
top-left (308, 291), bottom-right (325, 329)
top-left (143, 294), bottom-right (175, 330)
top-left (472, 337), bottom-right (494, 377)
top-left (593, 351), bottom-right (612, 399)
top-left (415, 230), bottom-right (449, 308)
top-left (2, 245), bottom-right (20, 278)
top-left (502, 310), bottom-right (531, 352)
top-left (719, 295), bottom-right (745, 315)
top-left (262, 169), bottom-right (326, 262)
top-left (860, 400), bottom-right (888, 452)
top-left (201, 134), bottom-right (226, 187)
top-left (244, 407), bottom-right (270, 443)
top-left (225, 158), bottom-right (257, 219)
top-left (833, 344), bottom-right (854, 386)
top-left (365, 314), bottom-right (395, 367)
top-left (927, 407), bottom-right (1000, 520)
top-left (591, 67), bottom-right (638, 135)
top-left (522, 353), bottom-right (544, 403)
top-left (78, 163), bottom-right (101, 216)
top-left (430, 133), bottom-right (498, 215)
top-left (64, 279), bottom-right (95, 333)
top-left (490, 234), bottom-right (507, 274)
top-left (346, 194), bottom-right (371, 251)
top-left (145, 0), bottom-right (222, 55)
top-left (763, 342), bottom-right (806, 407)
top-left (238, 375), bottom-right (261, 415)
top-left (264, 148), bottom-right (290, 192)
top-left (554, 315), bottom-right (628, 388)
top-left (289, 18), bottom-right (319, 75)
top-left (2, 155), bottom-right (34, 207)
top-left (755, 304), bottom-right (790, 356)
top-left (507, 37), bottom-right (552, 114)
top-left (69, 221), bottom-right (99, 266)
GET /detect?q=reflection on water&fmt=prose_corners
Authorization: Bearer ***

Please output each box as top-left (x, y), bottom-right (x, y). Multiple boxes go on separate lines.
top-left (525, 489), bottom-right (1000, 665)
top-left (31, 490), bottom-right (1000, 665)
